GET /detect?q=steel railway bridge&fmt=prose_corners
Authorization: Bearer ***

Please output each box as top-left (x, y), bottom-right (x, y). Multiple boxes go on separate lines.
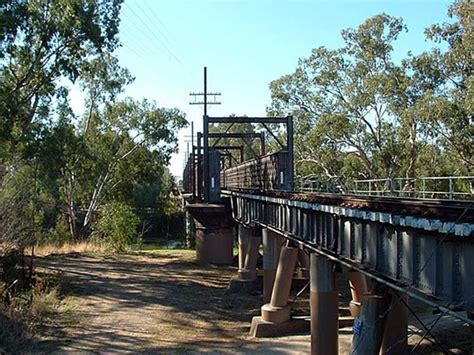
top-left (182, 113), bottom-right (473, 354)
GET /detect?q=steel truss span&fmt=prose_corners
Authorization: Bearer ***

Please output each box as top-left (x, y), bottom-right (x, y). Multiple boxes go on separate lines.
top-left (227, 190), bottom-right (474, 324)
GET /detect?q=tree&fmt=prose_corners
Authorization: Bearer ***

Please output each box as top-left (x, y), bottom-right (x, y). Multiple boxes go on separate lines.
top-left (269, 15), bottom-right (413, 182)
top-left (36, 97), bottom-right (186, 241)
top-left (268, 5), bottom-right (472, 185)
top-left (0, 0), bottom-right (188, 248)
top-left (0, 0), bottom-right (123, 155)
top-left (408, 0), bottom-right (473, 174)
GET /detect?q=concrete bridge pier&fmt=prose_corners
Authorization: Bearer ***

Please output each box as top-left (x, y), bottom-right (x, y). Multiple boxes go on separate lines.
top-left (228, 224), bottom-right (261, 293)
top-left (262, 228), bottom-right (282, 303)
top-left (186, 204), bottom-right (233, 265)
top-left (237, 224), bottom-right (250, 275)
top-left (250, 240), bottom-right (299, 337)
top-left (298, 246), bottom-right (310, 279)
top-left (351, 284), bottom-right (391, 355)
top-left (310, 253), bottom-right (339, 355)
top-left (348, 270), bottom-right (368, 318)
top-left (261, 241), bottom-right (298, 322)
top-left (239, 226), bottom-right (261, 281)
top-left (381, 291), bottom-right (408, 354)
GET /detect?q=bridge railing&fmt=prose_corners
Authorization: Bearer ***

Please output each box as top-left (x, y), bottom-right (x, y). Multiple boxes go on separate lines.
top-left (221, 150), bottom-right (293, 191)
top-left (297, 175), bottom-right (474, 200)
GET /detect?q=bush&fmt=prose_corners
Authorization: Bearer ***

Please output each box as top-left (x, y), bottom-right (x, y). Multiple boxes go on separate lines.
top-left (92, 202), bottom-right (140, 252)
top-left (37, 215), bottom-right (72, 247)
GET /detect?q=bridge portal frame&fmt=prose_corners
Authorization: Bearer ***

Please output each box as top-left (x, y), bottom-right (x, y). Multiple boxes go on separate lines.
top-left (201, 115), bottom-right (294, 203)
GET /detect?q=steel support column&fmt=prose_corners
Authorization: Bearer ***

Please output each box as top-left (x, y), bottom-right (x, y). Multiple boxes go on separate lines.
top-left (348, 270), bottom-right (368, 318)
top-left (261, 242), bottom-right (298, 323)
top-left (351, 285), bottom-right (391, 355)
top-left (262, 228), bottom-right (282, 303)
top-left (310, 253), bottom-right (338, 355)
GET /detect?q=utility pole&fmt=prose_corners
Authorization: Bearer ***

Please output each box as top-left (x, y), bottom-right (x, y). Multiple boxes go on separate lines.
top-left (189, 67), bottom-right (221, 202)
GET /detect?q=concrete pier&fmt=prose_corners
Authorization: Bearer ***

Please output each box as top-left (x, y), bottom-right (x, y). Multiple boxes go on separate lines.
top-left (310, 253), bottom-right (338, 355)
top-left (238, 224), bottom-right (251, 273)
top-left (351, 287), bottom-right (391, 355)
top-left (348, 270), bottom-right (368, 318)
top-left (186, 203), bottom-right (233, 265)
top-left (239, 227), bottom-right (261, 281)
top-left (262, 242), bottom-right (299, 322)
top-left (298, 247), bottom-right (310, 279)
top-left (381, 292), bottom-right (408, 354)
top-left (250, 241), bottom-right (300, 337)
top-left (262, 228), bottom-right (282, 303)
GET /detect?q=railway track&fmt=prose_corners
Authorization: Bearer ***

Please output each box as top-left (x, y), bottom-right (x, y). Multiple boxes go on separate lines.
top-left (223, 189), bottom-right (474, 224)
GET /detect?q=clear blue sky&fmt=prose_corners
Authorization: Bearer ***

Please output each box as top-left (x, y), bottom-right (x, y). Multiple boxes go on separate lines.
top-left (79, 0), bottom-right (454, 178)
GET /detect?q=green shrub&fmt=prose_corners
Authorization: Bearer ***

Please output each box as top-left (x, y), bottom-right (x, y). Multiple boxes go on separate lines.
top-left (37, 215), bottom-right (72, 247)
top-left (92, 202), bottom-right (140, 252)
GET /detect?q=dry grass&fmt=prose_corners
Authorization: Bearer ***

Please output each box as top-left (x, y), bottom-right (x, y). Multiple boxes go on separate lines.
top-left (0, 273), bottom-right (76, 352)
top-left (29, 242), bottom-right (106, 257)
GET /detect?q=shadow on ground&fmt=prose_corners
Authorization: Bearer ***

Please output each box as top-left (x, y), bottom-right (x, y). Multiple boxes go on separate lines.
top-left (17, 251), bottom-right (473, 354)
top-left (31, 251), bottom-right (274, 353)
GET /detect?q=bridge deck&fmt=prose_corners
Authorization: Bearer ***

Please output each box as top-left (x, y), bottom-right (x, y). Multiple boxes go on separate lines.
top-left (224, 189), bottom-right (474, 320)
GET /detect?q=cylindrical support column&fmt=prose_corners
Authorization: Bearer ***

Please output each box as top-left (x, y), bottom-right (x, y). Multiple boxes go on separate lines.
top-left (380, 292), bottom-right (408, 355)
top-left (467, 312), bottom-right (474, 354)
top-left (310, 253), bottom-right (338, 355)
top-left (261, 242), bottom-right (299, 323)
top-left (298, 247), bottom-right (310, 279)
top-left (348, 270), bottom-right (368, 318)
top-left (262, 228), bottom-right (282, 303)
top-left (351, 288), bottom-right (391, 355)
top-left (239, 227), bottom-right (261, 281)
top-left (238, 224), bottom-right (251, 271)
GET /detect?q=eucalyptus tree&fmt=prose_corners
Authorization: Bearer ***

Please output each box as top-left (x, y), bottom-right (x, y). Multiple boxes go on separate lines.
top-left (408, 0), bottom-right (473, 174)
top-left (0, 0), bottom-right (123, 155)
top-left (269, 14), bottom-right (413, 181)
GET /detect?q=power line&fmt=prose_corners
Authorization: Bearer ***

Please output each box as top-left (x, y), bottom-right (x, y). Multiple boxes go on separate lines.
top-left (135, 0), bottom-right (174, 48)
top-left (142, 1), bottom-right (176, 43)
top-left (120, 42), bottom-right (142, 59)
top-left (123, 2), bottom-right (185, 68)
top-left (120, 15), bottom-right (162, 57)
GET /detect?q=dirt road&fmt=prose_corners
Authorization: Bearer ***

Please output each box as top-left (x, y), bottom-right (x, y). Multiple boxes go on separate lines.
top-left (30, 250), bottom-right (470, 354)
top-left (32, 251), bottom-right (310, 353)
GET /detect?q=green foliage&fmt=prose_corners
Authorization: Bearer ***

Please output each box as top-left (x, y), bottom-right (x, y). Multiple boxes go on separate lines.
top-left (269, 1), bottom-right (473, 180)
top-left (0, 0), bottom-right (187, 252)
top-left (37, 216), bottom-right (72, 247)
top-left (0, 0), bottom-right (124, 152)
top-left (92, 202), bottom-right (140, 252)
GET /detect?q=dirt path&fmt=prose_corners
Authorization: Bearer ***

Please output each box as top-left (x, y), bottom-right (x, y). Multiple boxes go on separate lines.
top-left (32, 251), bottom-right (309, 353)
top-left (31, 250), bottom-right (471, 354)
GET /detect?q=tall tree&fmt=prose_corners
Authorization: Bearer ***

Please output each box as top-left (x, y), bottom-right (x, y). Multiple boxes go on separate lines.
top-left (0, 0), bottom-right (123, 154)
top-left (409, 0), bottom-right (473, 174)
top-left (269, 14), bottom-right (412, 181)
